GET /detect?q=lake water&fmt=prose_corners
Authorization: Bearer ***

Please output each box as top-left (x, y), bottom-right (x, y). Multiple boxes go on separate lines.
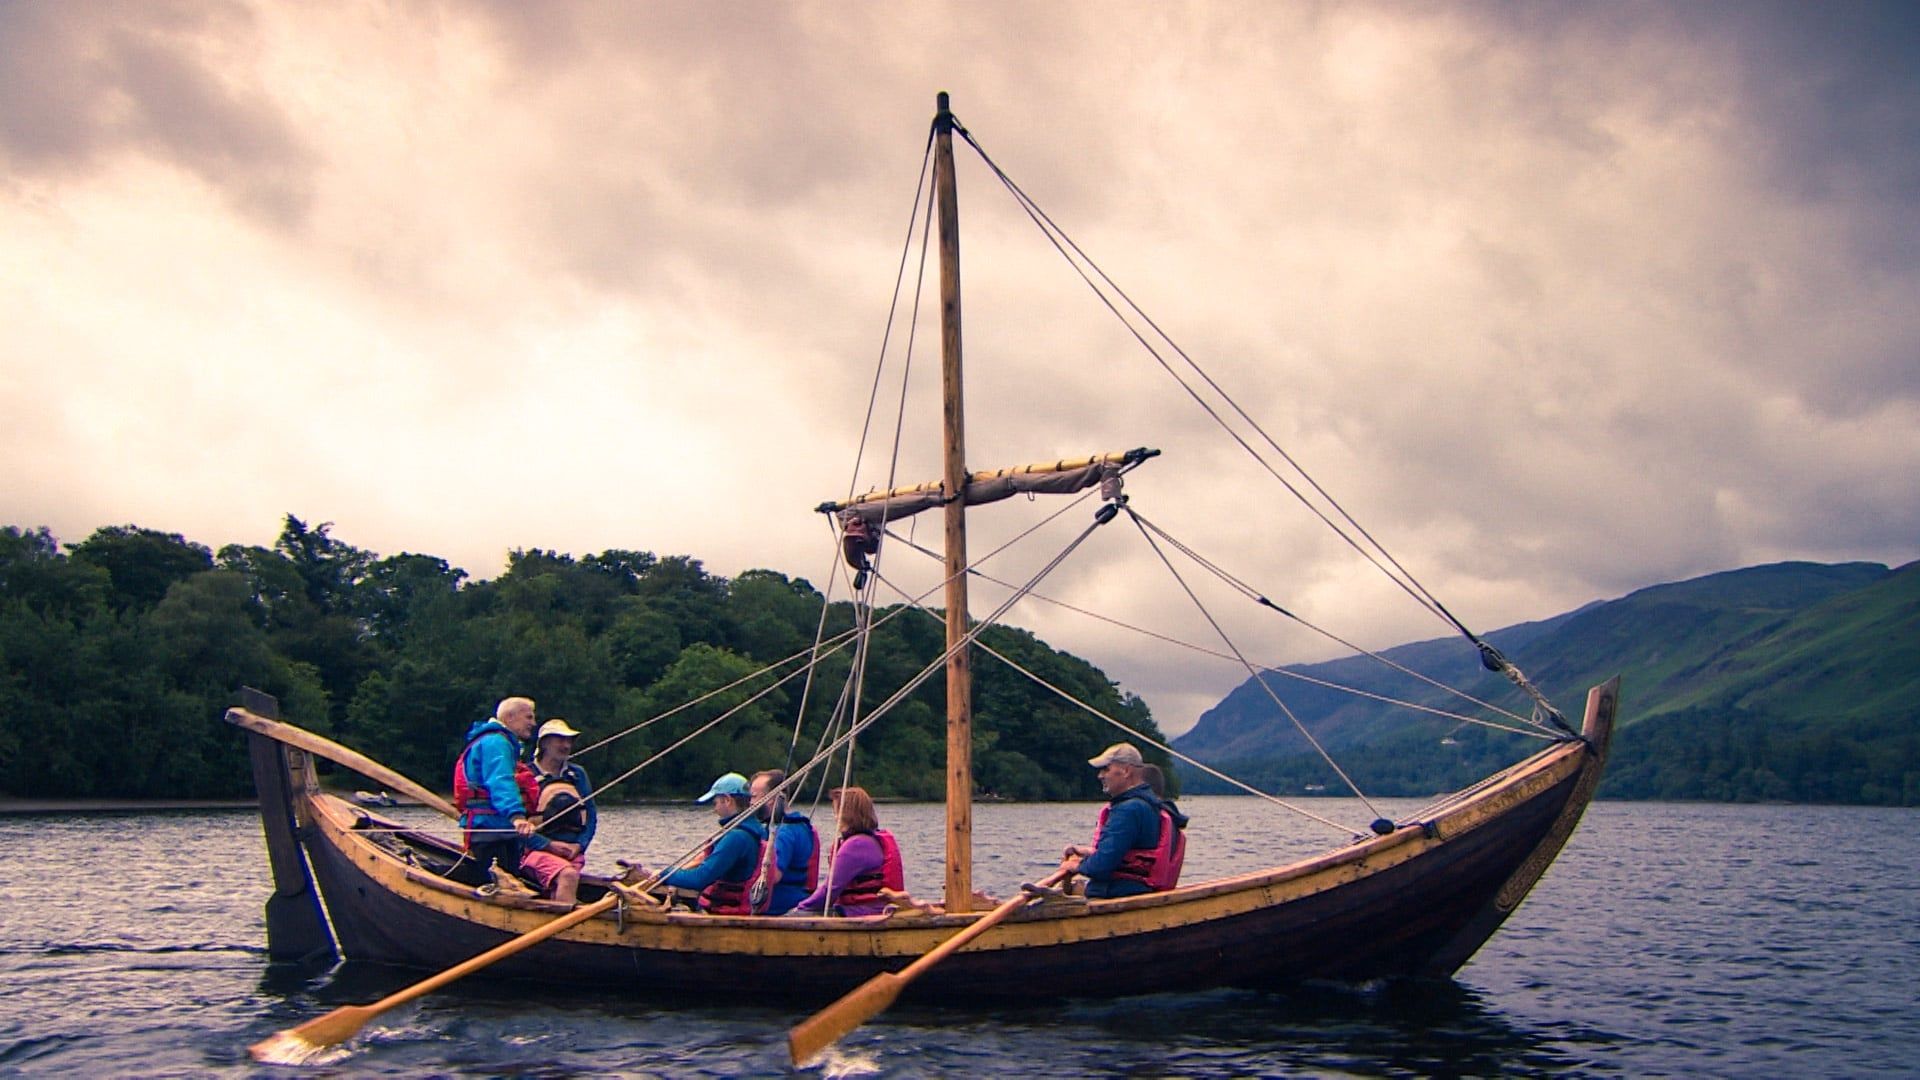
top-left (1, 797), bottom-right (1916, 1077)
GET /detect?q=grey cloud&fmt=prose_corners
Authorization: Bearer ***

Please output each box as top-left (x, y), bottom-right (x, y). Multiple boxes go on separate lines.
top-left (1690, 1), bottom-right (1920, 206)
top-left (0, 0), bottom-right (314, 227)
top-left (452, 1), bottom-right (1140, 317)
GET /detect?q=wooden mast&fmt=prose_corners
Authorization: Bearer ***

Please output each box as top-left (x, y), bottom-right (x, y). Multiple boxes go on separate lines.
top-left (933, 91), bottom-right (974, 913)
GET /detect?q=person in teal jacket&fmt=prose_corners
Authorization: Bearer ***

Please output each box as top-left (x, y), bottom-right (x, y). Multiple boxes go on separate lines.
top-left (451, 696), bottom-right (539, 886)
top-left (658, 773), bottom-right (768, 913)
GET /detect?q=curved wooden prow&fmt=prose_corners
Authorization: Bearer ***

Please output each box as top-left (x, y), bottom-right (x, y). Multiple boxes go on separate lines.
top-left (238, 688), bottom-right (336, 965)
top-left (224, 706), bottom-right (459, 820)
top-left (1415, 675), bottom-right (1619, 976)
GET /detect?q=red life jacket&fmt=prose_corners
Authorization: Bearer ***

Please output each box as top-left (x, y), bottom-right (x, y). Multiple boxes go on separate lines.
top-left (834, 829), bottom-right (906, 910)
top-left (451, 728), bottom-right (539, 849)
top-left (699, 824), bottom-right (774, 915)
top-left (1094, 798), bottom-right (1186, 892)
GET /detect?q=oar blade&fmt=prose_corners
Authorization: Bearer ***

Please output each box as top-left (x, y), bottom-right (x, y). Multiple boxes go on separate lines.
top-left (787, 971), bottom-right (906, 1066)
top-left (249, 1003), bottom-right (379, 1064)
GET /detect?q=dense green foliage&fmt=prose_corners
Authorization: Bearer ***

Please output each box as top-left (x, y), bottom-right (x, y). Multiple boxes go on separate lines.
top-left (0, 519), bottom-right (1172, 802)
top-left (1175, 561), bottom-right (1920, 806)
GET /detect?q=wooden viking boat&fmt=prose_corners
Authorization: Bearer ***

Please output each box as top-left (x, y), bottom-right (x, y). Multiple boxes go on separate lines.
top-left (233, 93), bottom-right (1619, 1014)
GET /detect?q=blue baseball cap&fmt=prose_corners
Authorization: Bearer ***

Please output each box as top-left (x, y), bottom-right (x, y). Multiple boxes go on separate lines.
top-left (696, 772), bottom-right (751, 803)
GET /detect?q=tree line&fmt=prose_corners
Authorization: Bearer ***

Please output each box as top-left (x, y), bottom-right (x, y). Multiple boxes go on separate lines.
top-left (0, 517), bottom-right (1172, 803)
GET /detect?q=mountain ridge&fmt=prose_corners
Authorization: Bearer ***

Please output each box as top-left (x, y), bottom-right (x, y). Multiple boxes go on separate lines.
top-left (1172, 560), bottom-right (1919, 805)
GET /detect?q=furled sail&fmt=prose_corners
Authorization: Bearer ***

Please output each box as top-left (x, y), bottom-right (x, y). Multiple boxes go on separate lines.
top-left (817, 448), bottom-right (1157, 527)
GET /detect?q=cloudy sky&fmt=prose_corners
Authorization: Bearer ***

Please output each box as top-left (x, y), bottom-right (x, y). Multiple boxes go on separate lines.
top-left (4, 1), bottom-right (1916, 734)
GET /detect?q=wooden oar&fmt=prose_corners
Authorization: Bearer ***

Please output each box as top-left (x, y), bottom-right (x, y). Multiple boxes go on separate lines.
top-left (787, 866), bottom-right (1071, 1065)
top-left (250, 889), bottom-right (623, 1063)
top-left (224, 707), bottom-right (458, 819)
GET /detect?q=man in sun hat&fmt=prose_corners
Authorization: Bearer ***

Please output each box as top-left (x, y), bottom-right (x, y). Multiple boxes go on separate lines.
top-left (655, 772), bottom-right (770, 914)
top-left (518, 718), bottom-right (596, 905)
top-left (1060, 742), bottom-right (1189, 898)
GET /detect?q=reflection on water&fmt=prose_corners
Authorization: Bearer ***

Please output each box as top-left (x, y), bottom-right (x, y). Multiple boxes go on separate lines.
top-left (883, 980), bottom-right (1612, 1078)
top-left (2, 800), bottom-right (1917, 1076)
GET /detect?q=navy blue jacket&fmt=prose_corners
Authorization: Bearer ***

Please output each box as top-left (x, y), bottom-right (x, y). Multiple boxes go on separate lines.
top-left (1081, 784), bottom-right (1186, 898)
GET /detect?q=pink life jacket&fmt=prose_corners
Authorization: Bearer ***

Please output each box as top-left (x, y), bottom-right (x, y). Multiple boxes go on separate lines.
top-left (835, 829), bottom-right (906, 909)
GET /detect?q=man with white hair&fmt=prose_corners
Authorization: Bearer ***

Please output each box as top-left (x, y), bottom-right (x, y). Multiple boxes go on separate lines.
top-left (450, 696), bottom-right (540, 887)
top-left (1061, 742), bottom-right (1189, 898)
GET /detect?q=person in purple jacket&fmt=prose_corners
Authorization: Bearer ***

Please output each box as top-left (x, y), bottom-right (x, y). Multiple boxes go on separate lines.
top-left (789, 787), bottom-right (905, 917)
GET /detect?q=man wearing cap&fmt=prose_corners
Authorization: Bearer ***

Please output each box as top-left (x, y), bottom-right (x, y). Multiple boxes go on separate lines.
top-left (657, 772), bottom-right (770, 914)
top-left (519, 718), bottom-right (596, 905)
top-left (1061, 742), bottom-right (1190, 898)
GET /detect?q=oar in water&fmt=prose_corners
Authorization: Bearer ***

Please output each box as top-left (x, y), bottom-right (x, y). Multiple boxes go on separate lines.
top-left (787, 866), bottom-right (1072, 1065)
top-left (250, 883), bottom-right (645, 1064)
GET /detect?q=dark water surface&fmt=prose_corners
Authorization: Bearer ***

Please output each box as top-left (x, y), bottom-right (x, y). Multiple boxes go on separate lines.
top-left (2, 798), bottom-right (1915, 1077)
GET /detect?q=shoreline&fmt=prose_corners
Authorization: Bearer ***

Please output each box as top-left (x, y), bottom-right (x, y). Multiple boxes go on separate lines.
top-left (0, 797), bottom-right (261, 814)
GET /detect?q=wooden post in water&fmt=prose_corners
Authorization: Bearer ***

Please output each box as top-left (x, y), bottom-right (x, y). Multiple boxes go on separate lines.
top-left (934, 91), bottom-right (974, 913)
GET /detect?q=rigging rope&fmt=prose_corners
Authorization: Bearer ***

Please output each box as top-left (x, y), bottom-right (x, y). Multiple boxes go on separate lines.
top-left (570, 630), bottom-right (857, 761)
top-left (948, 118), bottom-right (1572, 736)
top-left (882, 516), bottom-right (1555, 741)
top-left (1126, 512), bottom-right (1566, 740)
top-left (843, 125), bottom-right (936, 509)
top-left (561, 566), bottom-right (947, 813)
top-left (631, 512), bottom-right (1121, 889)
top-left (866, 571), bottom-right (1361, 838)
top-left (1121, 506), bottom-right (1391, 824)
top-left (580, 131), bottom-right (945, 822)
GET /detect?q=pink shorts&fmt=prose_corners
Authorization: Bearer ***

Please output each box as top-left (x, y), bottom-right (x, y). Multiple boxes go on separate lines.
top-left (520, 849), bottom-right (586, 894)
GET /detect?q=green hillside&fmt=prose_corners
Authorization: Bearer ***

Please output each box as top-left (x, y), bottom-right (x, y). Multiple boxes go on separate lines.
top-left (1173, 561), bottom-right (1920, 805)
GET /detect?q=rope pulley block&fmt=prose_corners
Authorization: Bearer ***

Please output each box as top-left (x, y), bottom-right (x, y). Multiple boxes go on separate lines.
top-left (839, 509), bottom-right (881, 589)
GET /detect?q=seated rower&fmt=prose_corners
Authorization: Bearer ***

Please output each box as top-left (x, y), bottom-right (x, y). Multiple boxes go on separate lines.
top-left (790, 786), bottom-right (905, 917)
top-left (449, 696), bottom-right (541, 888)
top-left (750, 769), bottom-right (819, 915)
top-left (518, 719), bottom-right (595, 906)
top-left (655, 772), bottom-right (769, 914)
top-left (1060, 742), bottom-right (1189, 898)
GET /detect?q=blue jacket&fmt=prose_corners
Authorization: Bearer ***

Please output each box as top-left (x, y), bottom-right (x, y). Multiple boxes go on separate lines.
top-left (763, 812), bottom-right (818, 915)
top-left (1081, 784), bottom-right (1185, 898)
top-left (660, 816), bottom-right (768, 891)
top-left (458, 719), bottom-right (528, 839)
